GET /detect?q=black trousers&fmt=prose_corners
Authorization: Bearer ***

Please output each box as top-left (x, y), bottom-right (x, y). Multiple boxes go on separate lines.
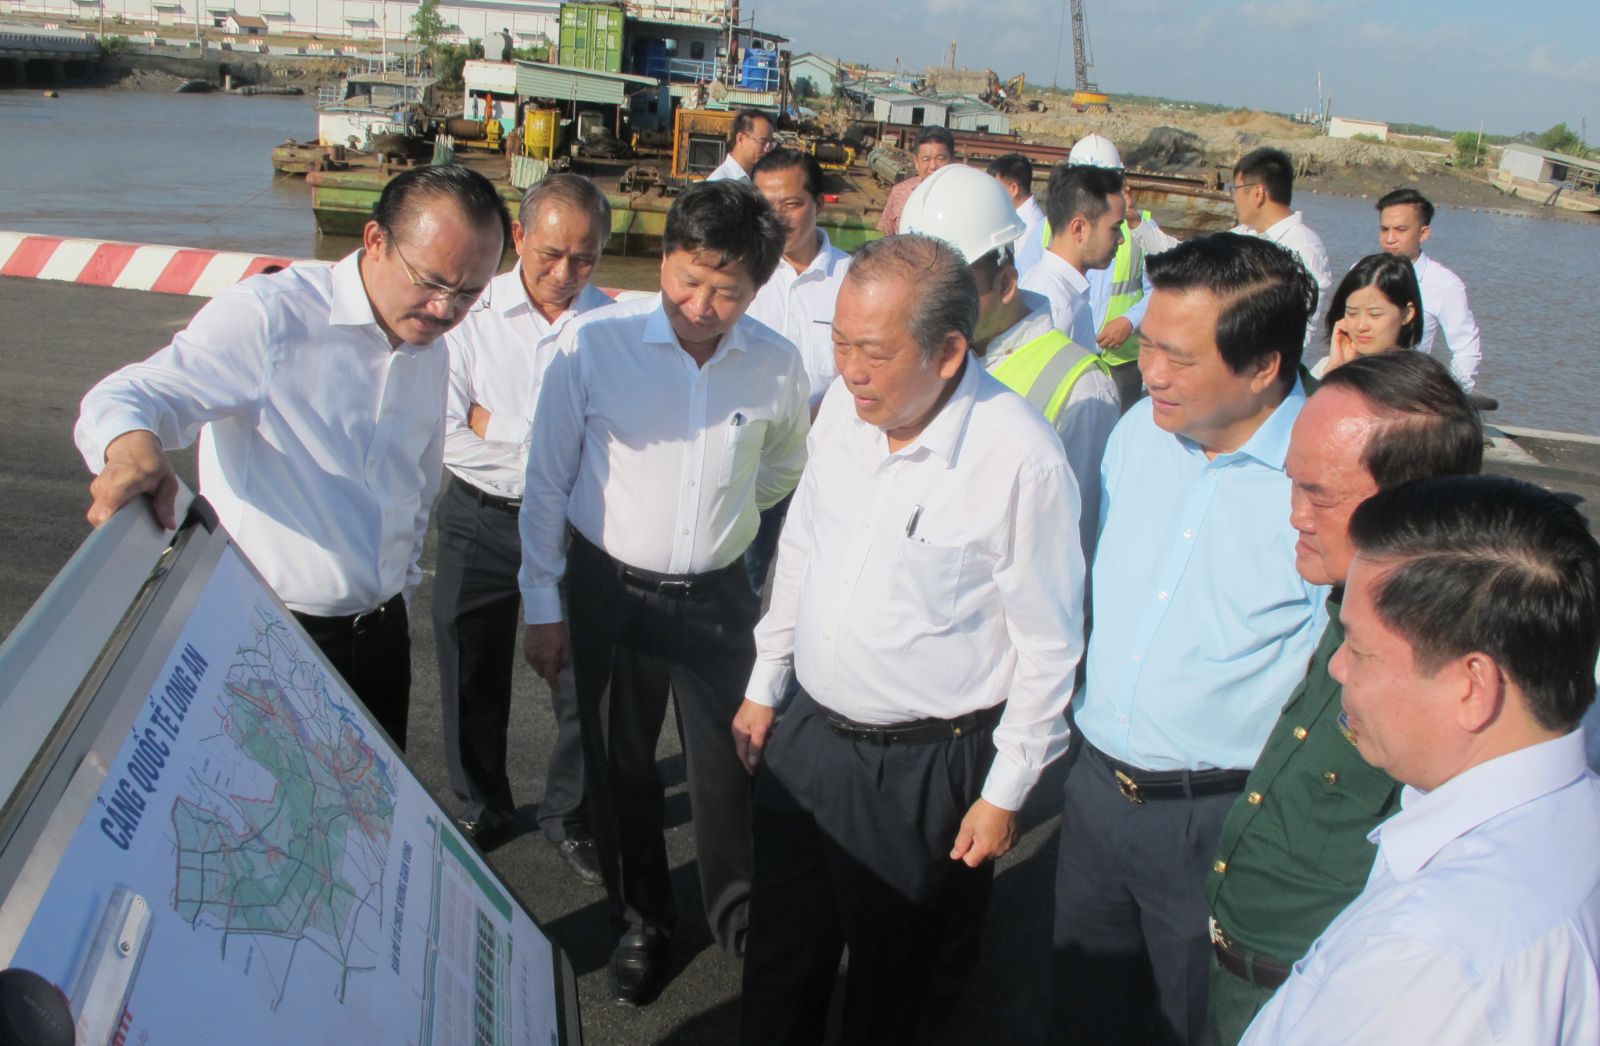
top-left (294, 592), bottom-right (411, 750)
top-left (432, 476), bottom-right (586, 837)
top-left (740, 691), bottom-right (997, 1046)
top-left (1052, 743), bottom-right (1240, 1045)
top-left (566, 532), bottom-right (760, 953)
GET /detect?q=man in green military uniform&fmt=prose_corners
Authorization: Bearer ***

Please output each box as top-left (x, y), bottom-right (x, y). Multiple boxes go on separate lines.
top-left (1205, 352), bottom-right (1483, 1044)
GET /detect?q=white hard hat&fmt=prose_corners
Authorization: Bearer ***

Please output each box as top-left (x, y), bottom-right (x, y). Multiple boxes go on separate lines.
top-left (899, 163), bottom-right (1026, 264)
top-left (1068, 133), bottom-right (1124, 170)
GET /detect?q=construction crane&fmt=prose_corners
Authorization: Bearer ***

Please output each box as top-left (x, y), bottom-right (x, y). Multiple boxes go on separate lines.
top-left (1069, 0), bottom-right (1111, 113)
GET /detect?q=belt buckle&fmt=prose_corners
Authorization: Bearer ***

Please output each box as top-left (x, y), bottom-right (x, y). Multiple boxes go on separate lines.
top-left (658, 578), bottom-right (693, 597)
top-left (1114, 769), bottom-right (1143, 804)
top-left (352, 604), bottom-right (385, 634)
top-left (1208, 916), bottom-right (1231, 949)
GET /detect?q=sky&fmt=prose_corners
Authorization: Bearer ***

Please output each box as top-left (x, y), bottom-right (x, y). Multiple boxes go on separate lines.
top-left (768, 0), bottom-right (1599, 139)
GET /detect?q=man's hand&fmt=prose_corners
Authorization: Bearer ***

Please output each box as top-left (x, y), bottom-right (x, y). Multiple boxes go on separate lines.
top-left (468, 403), bottom-right (491, 439)
top-left (949, 798), bottom-right (1018, 868)
top-left (1096, 316), bottom-right (1134, 350)
top-left (523, 622), bottom-right (571, 693)
top-left (731, 699), bottom-right (777, 775)
top-left (88, 429), bottom-right (180, 530)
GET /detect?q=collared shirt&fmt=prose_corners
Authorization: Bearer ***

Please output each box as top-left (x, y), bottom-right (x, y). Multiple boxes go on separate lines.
top-left (1129, 214), bottom-right (1180, 256)
top-left (1234, 213), bottom-right (1334, 348)
top-left (1075, 382), bottom-right (1327, 770)
top-left (1013, 195), bottom-right (1047, 278)
top-left (1017, 250), bottom-right (1099, 351)
top-left (1243, 731), bottom-right (1600, 1045)
top-left (1412, 251), bottom-right (1483, 390)
top-left (75, 250), bottom-right (447, 616)
top-left (877, 174), bottom-right (923, 235)
top-left (745, 229), bottom-right (852, 410)
top-left (443, 273), bottom-right (612, 498)
top-left (747, 360), bottom-right (1085, 811)
top-left (518, 295), bottom-right (810, 624)
top-left (983, 294), bottom-right (1119, 560)
top-left (1207, 589), bottom-right (1402, 965)
top-left (705, 154), bottom-right (749, 182)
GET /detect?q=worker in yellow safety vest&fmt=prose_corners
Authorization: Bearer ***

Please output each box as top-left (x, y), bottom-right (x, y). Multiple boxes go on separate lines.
top-left (901, 163), bottom-right (1121, 559)
top-left (1041, 133), bottom-right (1184, 413)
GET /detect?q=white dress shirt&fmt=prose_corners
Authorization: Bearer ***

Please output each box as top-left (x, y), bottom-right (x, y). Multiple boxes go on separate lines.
top-left (747, 360), bottom-right (1086, 811)
top-left (983, 294), bottom-right (1119, 561)
top-left (744, 229), bottom-right (852, 410)
top-left (1018, 250), bottom-right (1099, 351)
top-left (1412, 251), bottom-right (1483, 390)
top-left (1129, 214), bottom-right (1180, 256)
top-left (443, 273), bottom-right (612, 498)
top-left (705, 154), bottom-right (749, 183)
top-left (1012, 195), bottom-right (1047, 278)
top-left (1234, 212), bottom-right (1334, 348)
top-left (1243, 730), bottom-right (1600, 1045)
top-left (519, 295), bottom-right (810, 624)
top-left (75, 250), bottom-right (446, 616)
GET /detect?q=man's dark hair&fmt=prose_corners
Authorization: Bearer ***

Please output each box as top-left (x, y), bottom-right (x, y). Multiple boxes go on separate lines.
top-left (912, 125), bottom-right (956, 156)
top-left (1042, 163), bottom-right (1124, 235)
top-left (752, 147), bottom-right (826, 202)
top-left (987, 153), bottom-right (1033, 192)
top-left (1325, 252), bottom-right (1424, 348)
top-left (1233, 147), bottom-right (1295, 206)
top-left (1318, 353), bottom-right (1482, 487)
top-left (371, 163), bottom-right (512, 248)
top-left (1349, 476), bottom-right (1600, 732)
top-left (847, 234), bottom-right (977, 363)
top-left (663, 179), bottom-right (785, 286)
top-left (730, 108), bottom-right (772, 143)
top-left (1377, 187), bottom-right (1435, 227)
top-left (1146, 232), bottom-right (1316, 388)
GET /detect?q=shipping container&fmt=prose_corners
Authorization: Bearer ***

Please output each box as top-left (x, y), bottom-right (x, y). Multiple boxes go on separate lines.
top-left (558, 2), bottom-right (625, 73)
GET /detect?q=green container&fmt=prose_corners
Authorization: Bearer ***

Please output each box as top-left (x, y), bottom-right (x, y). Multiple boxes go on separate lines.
top-left (558, 2), bottom-right (624, 72)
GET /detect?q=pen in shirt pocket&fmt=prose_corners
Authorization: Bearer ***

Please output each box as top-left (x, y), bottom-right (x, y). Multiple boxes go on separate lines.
top-left (732, 412), bottom-right (746, 427)
top-left (905, 505), bottom-right (923, 539)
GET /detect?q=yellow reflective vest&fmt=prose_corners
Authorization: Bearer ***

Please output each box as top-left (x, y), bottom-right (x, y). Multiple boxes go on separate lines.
top-left (1041, 211), bottom-right (1149, 367)
top-left (988, 330), bottom-right (1110, 425)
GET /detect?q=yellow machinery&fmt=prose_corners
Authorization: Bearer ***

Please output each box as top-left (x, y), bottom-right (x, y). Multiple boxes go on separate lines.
top-left (1069, 0), bottom-right (1111, 112)
top-left (523, 108), bottom-right (559, 160)
top-left (672, 108), bottom-right (737, 180)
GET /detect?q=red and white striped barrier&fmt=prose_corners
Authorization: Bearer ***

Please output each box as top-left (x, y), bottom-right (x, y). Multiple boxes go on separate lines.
top-left (0, 232), bottom-right (305, 298)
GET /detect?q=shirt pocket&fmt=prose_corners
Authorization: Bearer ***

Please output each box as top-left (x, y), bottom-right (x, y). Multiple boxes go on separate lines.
top-left (718, 420), bottom-right (764, 489)
top-left (891, 536), bottom-right (965, 628)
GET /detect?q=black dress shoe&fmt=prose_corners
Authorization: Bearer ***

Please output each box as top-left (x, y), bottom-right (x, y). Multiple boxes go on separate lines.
top-left (608, 930), bottom-right (664, 1005)
top-left (551, 837), bottom-right (603, 886)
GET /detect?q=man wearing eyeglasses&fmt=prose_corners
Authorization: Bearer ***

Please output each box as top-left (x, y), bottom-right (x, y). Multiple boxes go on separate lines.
top-left (432, 175), bottom-right (614, 871)
top-left (1229, 147), bottom-right (1333, 349)
top-left (75, 164), bottom-right (509, 752)
top-left (706, 109), bottom-right (778, 183)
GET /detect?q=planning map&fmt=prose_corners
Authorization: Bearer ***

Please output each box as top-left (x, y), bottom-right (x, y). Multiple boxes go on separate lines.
top-left (9, 546), bottom-right (561, 1044)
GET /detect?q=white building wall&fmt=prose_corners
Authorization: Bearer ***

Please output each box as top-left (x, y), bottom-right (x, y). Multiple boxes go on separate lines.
top-left (1497, 147), bottom-right (1551, 182)
top-left (1327, 116), bottom-right (1388, 141)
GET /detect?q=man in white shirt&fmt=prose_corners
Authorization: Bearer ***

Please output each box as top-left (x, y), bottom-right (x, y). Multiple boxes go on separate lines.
top-left (432, 175), bottom-right (612, 874)
top-left (900, 161), bottom-right (1118, 560)
top-left (988, 152), bottom-right (1047, 278)
top-left (75, 164), bottom-right (508, 751)
top-left (1376, 187), bottom-right (1484, 390)
top-left (743, 147), bottom-right (852, 591)
top-left (1230, 147), bottom-right (1333, 349)
top-left (1243, 474), bottom-right (1600, 1045)
top-left (519, 180), bottom-right (809, 1005)
top-left (1018, 162), bottom-right (1124, 354)
top-left (705, 109), bottom-right (776, 183)
top-left (732, 235), bottom-right (1086, 1044)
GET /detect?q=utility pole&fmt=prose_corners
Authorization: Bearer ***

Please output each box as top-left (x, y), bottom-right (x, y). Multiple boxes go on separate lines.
top-left (1475, 117), bottom-right (1485, 167)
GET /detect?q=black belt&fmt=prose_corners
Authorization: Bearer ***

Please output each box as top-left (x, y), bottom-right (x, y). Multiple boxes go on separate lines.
top-left (1210, 920), bottom-right (1291, 990)
top-left (1084, 741), bottom-right (1249, 803)
top-left (455, 474), bottom-right (521, 514)
top-left (824, 702), bottom-right (1004, 746)
top-left (569, 526), bottom-right (742, 597)
top-left (295, 592), bottom-right (404, 635)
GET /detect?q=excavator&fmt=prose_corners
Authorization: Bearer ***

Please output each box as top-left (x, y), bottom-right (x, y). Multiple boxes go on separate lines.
top-left (1069, 0), bottom-right (1111, 112)
top-left (982, 69), bottom-right (1028, 113)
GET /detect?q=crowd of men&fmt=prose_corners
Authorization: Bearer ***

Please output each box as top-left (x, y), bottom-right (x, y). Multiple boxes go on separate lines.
top-left (74, 113), bottom-right (1600, 1045)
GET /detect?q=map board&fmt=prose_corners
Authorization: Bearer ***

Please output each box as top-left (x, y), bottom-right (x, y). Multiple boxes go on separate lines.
top-left (0, 499), bottom-right (579, 1045)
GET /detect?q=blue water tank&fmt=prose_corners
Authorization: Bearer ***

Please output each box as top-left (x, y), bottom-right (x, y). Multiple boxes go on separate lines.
top-left (740, 48), bottom-right (777, 90)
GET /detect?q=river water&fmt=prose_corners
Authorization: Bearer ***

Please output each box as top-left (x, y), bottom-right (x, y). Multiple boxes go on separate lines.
top-left (3, 89), bottom-right (1598, 434)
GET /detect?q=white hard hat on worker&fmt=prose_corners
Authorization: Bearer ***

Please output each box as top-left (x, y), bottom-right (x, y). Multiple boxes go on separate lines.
top-left (899, 163), bottom-right (1027, 263)
top-left (1068, 133), bottom-right (1124, 170)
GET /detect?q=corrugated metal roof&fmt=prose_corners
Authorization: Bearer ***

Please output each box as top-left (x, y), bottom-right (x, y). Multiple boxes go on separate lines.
top-left (512, 60), bottom-right (658, 105)
top-left (1503, 143), bottom-right (1600, 170)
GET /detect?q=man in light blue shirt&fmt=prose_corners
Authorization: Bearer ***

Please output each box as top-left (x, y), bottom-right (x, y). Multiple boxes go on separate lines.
top-left (1053, 233), bottom-right (1327, 1045)
top-left (1243, 475), bottom-right (1600, 1045)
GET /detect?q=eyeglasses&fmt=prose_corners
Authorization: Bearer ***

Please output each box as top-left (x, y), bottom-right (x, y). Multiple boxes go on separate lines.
top-left (393, 241), bottom-right (491, 312)
top-left (743, 132), bottom-right (777, 151)
top-left (1228, 181), bottom-right (1263, 194)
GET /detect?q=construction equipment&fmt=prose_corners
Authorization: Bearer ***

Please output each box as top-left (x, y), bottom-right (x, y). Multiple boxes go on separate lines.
top-left (670, 107), bottom-right (737, 180)
top-left (1069, 0), bottom-right (1111, 112)
top-left (981, 69), bottom-right (1028, 113)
